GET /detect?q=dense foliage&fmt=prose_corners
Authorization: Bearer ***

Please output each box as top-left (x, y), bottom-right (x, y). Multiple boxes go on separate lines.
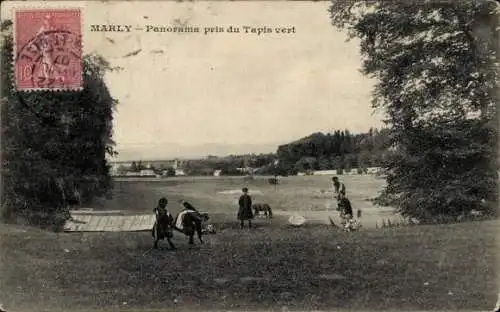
top-left (330, 0), bottom-right (499, 222)
top-left (121, 128), bottom-right (389, 177)
top-left (1, 21), bottom-right (117, 229)
top-left (275, 128), bottom-right (390, 174)
top-left (183, 154), bottom-right (277, 176)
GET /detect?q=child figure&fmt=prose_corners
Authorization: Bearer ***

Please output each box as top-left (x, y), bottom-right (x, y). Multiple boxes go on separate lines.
top-left (152, 197), bottom-right (176, 249)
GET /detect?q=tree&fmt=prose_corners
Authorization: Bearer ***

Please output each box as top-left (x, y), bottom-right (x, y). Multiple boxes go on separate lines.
top-left (136, 160), bottom-right (144, 171)
top-left (276, 129), bottom-right (388, 174)
top-left (130, 161), bottom-right (138, 172)
top-left (1, 20), bottom-right (118, 229)
top-left (116, 165), bottom-right (129, 176)
top-left (330, 0), bottom-right (499, 222)
top-left (165, 167), bottom-right (176, 177)
top-left (294, 156), bottom-right (318, 172)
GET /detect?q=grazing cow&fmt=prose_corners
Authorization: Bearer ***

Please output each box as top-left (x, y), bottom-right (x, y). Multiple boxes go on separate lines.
top-left (253, 203), bottom-right (273, 219)
top-left (174, 201), bottom-right (210, 245)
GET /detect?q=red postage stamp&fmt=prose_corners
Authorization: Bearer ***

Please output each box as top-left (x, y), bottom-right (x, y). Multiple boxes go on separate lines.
top-left (14, 9), bottom-right (83, 91)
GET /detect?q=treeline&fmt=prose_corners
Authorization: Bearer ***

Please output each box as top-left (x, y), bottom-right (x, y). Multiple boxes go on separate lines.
top-left (275, 128), bottom-right (391, 175)
top-left (183, 154), bottom-right (276, 176)
top-left (170, 128), bottom-right (390, 177)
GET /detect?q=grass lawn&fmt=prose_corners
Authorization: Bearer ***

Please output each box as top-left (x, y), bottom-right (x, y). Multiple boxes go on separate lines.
top-left (93, 175), bottom-right (398, 227)
top-left (0, 176), bottom-right (497, 311)
top-left (0, 219), bottom-right (497, 311)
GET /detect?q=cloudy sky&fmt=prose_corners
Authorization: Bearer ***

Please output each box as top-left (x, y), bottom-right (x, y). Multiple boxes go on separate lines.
top-left (3, 1), bottom-right (383, 160)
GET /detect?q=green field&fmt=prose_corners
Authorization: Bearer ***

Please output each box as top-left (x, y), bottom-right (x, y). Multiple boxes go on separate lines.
top-left (95, 175), bottom-right (398, 227)
top-left (0, 175), bottom-right (498, 311)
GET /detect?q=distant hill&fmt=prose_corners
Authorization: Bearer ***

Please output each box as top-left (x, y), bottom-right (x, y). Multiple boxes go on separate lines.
top-left (276, 128), bottom-right (391, 174)
top-left (109, 129), bottom-right (391, 176)
top-left (111, 142), bottom-right (285, 162)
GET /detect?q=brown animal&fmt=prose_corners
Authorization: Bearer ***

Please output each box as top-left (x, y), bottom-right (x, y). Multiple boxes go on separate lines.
top-left (253, 203), bottom-right (273, 218)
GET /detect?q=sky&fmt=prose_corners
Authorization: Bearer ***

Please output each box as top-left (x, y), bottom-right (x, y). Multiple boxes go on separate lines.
top-left (3, 1), bottom-right (384, 160)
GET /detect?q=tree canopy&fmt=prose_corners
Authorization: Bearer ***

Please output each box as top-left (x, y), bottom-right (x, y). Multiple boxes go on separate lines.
top-left (330, 0), bottom-right (499, 222)
top-left (276, 128), bottom-right (390, 174)
top-left (1, 20), bottom-right (118, 229)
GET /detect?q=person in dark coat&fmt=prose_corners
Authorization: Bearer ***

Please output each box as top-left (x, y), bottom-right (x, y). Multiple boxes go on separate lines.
top-left (238, 187), bottom-right (253, 228)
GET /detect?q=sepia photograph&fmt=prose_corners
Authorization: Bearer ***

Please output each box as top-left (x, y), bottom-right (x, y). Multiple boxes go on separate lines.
top-left (0, 0), bottom-right (498, 311)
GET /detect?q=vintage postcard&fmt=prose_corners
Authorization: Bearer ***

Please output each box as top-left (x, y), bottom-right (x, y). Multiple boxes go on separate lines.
top-left (0, 1), bottom-right (498, 311)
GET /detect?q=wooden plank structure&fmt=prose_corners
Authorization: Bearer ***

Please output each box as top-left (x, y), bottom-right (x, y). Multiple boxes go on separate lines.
top-left (64, 209), bottom-right (156, 232)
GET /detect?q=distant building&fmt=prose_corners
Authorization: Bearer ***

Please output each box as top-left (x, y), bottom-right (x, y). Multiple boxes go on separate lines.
top-left (109, 165), bottom-right (119, 176)
top-left (175, 169), bottom-right (186, 176)
top-left (367, 167), bottom-right (381, 174)
top-left (313, 170), bottom-right (337, 176)
top-left (236, 167), bottom-right (258, 174)
top-left (109, 159), bottom-right (186, 171)
top-left (139, 169), bottom-right (155, 176)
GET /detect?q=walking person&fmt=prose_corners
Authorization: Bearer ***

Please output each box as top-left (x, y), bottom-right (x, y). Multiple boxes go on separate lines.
top-left (238, 187), bottom-right (254, 228)
top-left (331, 176), bottom-right (346, 201)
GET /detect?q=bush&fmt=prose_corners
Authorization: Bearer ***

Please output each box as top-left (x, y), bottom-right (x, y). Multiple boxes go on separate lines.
top-left (164, 167), bottom-right (176, 177)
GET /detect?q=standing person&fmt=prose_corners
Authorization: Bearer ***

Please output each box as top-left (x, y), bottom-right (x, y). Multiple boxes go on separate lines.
top-left (238, 187), bottom-right (254, 228)
top-left (152, 197), bottom-right (176, 249)
top-left (331, 176), bottom-right (346, 201)
top-left (337, 193), bottom-right (353, 220)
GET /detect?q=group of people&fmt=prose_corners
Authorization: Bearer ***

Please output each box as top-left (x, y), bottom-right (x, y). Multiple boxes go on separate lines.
top-left (152, 186), bottom-right (256, 249)
top-left (238, 177), bottom-right (362, 231)
top-left (153, 176), bottom-right (360, 249)
top-left (152, 197), bottom-right (209, 249)
top-left (331, 176), bottom-right (361, 231)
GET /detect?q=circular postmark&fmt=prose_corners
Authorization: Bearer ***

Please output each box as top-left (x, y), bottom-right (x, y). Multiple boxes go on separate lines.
top-left (16, 30), bottom-right (82, 90)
